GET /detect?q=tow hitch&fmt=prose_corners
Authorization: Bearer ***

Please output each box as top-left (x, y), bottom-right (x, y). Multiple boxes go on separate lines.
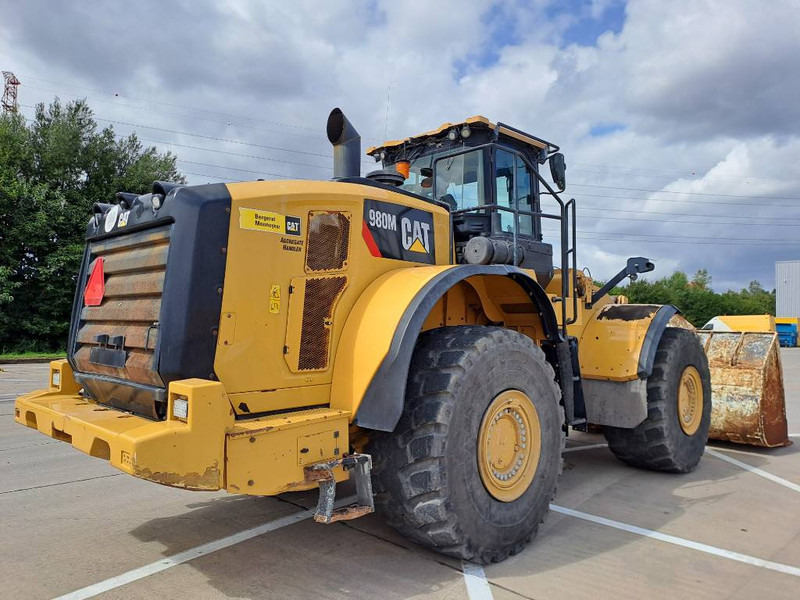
top-left (305, 454), bottom-right (374, 524)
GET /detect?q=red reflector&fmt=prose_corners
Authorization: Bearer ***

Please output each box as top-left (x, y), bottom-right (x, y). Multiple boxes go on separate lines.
top-left (84, 257), bottom-right (105, 306)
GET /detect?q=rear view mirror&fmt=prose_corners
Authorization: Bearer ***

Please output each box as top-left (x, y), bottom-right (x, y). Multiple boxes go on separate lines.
top-left (549, 153), bottom-right (566, 192)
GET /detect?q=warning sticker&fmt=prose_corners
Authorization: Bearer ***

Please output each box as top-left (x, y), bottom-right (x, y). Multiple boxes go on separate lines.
top-left (239, 208), bottom-right (301, 236)
top-left (269, 284), bottom-right (281, 314)
top-left (362, 199), bottom-right (436, 264)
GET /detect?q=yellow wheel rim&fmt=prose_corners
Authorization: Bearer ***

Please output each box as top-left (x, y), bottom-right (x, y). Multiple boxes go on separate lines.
top-left (478, 390), bottom-right (541, 503)
top-left (678, 365), bottom-right (703, 435)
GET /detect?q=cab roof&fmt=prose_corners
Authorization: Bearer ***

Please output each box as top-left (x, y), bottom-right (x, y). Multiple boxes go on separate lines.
top-left (366, 115), bottom-right (557, 157)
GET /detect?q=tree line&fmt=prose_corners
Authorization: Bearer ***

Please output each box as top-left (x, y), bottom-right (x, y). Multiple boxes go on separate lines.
top-left (610, 269), bottom-right (775, 327)
top-left (0, 99), bottom-right (182, 353)
top-left (0, 98), bottom-right (776, 352)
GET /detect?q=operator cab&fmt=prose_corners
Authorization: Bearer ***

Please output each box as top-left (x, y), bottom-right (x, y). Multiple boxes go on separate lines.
top-left (366, 116), bottom-right (567, 286)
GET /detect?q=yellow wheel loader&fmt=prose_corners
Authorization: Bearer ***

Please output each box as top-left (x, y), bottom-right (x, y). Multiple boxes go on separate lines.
top-left (17, 108), bottom-right (716, 564)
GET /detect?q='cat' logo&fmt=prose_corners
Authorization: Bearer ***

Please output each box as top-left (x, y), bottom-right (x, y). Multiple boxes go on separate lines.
top-left (401, 217), bottom-right (431, 254)
top-left (363, 199), bottom-right (436, 265)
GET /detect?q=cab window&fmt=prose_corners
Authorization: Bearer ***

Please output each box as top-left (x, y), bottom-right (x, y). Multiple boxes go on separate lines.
top-left (434, 150), bottom-right (485, 210)
top-left (495, 149), bottom-right (535, 236)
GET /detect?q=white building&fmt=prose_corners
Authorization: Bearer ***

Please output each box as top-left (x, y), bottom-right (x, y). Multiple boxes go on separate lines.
top-left (776, 260), bottom-right (800, 318)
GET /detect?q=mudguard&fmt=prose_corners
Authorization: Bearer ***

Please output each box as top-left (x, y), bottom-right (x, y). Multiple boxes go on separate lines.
top-left (578, 304), bottom-right (679, 427)
top-left (329, 264), bottom-right (560, 432)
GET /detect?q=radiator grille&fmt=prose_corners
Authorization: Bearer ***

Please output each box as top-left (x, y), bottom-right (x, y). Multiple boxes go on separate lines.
top-left (298, 276), bottom-right (347, 371)
top-left (72, 226), bottom-right (170, 387)
top-left (305, 211), bottom-right (350, 272)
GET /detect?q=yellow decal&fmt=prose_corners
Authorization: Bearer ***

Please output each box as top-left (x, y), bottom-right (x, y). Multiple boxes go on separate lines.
top-left (408, 238), bottom-right (427, 253)
top-left (239, 208), bottom-right (301, 236)
top-left (269, 284), bottom-right (281, 314)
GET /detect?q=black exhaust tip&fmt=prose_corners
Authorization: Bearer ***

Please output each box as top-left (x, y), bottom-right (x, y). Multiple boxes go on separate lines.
top-left (326, 108), bottom-right (361, 179)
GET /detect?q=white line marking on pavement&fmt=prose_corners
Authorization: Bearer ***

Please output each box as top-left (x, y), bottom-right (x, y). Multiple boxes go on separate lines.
top-left (705, 448), bottom-right (800, 493)
top-left (789, 433), bottom-right (800, 438)
top-left (563, 443), bottom-right (608, 453)
top-left (551, 504), bottom-right (800, 577)
top-left (462, 561), bottom-right (494, 600)
top-left (54, 495), bottom-right (357, 600)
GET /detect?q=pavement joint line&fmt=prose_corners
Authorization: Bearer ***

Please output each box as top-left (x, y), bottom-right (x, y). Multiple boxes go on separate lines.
top-left (0, 440), bottom-right (59, 452)
top-left (0, 473), bottom-right (123, 495)
top-left (562, 443), bottom-right (608, 453)
top-left (462, 561), bottom-right (494, 600)
top-left (550, 504), bottom-right (800, 578)
top-left (705, 448), bottom-right (800, 493)
top-left (52, 495), bottom-right (358, 600)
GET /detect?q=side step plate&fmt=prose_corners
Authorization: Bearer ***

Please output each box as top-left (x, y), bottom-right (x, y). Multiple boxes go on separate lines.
top-left (305, 453), bottom-right (374, 524)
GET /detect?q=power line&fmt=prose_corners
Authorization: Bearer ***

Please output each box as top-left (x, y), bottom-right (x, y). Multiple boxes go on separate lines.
top-left (19, 74), bottom-right (322, 134)
top-left (562, 190), bottom-right (798, 209)
top-left (575, 212), bottom-right (800, 228)
top-left (541, 229), bottom-right (800, 246)
top-left (575, 204), bottom-right (800, 223)
top-left (21, 82), bottom-right (337, 143)
top-left (572, 162), bottom-right (788, 183)
top-left (177, 160), bottom-right (311, 180)
top-left (569, 182), bottom-right (800, 202)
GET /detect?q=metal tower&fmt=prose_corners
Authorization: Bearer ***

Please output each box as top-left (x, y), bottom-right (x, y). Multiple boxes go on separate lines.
top-left (2, 71), bottom-right (21, 113)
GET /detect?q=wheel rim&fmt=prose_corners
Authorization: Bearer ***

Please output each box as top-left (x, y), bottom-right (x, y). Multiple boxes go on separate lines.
top-left (478, 390), bottom-right (541, 502)
top-left (678, 365), bottom-right (703, 435)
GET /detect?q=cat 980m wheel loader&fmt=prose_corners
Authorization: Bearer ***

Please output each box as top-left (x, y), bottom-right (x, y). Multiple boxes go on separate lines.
top-left (18, 107), bottom-right (723, 564)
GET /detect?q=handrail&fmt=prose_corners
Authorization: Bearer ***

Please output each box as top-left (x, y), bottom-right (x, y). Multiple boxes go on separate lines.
top-left (432, 145), bottom-right (577, 337)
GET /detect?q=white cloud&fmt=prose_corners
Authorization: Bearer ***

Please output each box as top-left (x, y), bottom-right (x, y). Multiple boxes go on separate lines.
top-left (2, 0), bottom-right (799, 289)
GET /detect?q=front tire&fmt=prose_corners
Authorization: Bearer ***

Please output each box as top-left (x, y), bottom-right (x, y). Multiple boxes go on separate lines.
top-left (367, 326), bottom-right (564, 564)
top-left (604, 327), bottom-right (712, 473)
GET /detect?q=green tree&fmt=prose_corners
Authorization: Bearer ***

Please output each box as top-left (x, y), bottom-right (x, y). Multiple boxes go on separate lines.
top-left (0, 99), bottom-right (184, 352)
top-left (607, 269), bottom-right (775, 327)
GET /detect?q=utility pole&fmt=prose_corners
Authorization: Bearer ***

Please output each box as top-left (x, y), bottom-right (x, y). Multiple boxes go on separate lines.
top-left (2, 71), bottom-right (21, 113)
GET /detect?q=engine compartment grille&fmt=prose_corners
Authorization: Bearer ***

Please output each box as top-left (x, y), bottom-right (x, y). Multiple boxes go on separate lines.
top-left (305, 211), bottom-right (350, 272)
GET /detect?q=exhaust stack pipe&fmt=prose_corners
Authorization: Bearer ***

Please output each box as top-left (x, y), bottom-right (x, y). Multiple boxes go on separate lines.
top-left (327, 107), bottom-right (361, 179)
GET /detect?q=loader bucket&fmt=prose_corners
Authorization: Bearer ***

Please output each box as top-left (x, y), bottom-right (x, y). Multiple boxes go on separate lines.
top-left (697, 331), bottom-right (790, 447)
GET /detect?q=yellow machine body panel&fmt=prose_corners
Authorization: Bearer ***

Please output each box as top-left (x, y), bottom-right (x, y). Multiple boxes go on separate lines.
top-left (575, 304), bottom-right (667, 382)
top-left (226, 407), bottom-right (350, 495)
top-left (15, 360), bottom-right (352, 492)
top-left (703, 314), bottom-right (776, 332)
top-left (329, 266), bottom-right (556, 421)
top-left (215, 180), bottom-right (450, 416)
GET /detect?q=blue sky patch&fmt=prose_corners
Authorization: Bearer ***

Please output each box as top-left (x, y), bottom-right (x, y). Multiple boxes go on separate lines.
top-left (589, 122), bottom-right (626, 136)
top-left (550, 0), bottom-right (627, 47)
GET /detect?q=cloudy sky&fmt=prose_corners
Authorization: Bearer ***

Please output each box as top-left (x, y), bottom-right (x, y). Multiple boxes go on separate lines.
top-left (2, 0), bottom-right (799, 291)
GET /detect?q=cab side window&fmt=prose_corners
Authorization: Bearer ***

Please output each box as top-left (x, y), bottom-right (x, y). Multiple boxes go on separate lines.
top-left (495, 149), bottom-right (534, 236)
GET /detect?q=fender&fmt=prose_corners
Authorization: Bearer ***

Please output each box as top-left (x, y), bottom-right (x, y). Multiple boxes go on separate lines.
top-left (578, 303), bottom-right (679, 427)
top-left (330, 264), bottom-right (561, 432)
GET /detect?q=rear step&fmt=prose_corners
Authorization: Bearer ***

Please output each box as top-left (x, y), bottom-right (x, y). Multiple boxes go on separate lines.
top-left (305, 453), bottom-right (374, 524)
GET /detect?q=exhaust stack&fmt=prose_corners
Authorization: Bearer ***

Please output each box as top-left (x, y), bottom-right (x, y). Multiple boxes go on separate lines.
top-left (327, 108), bottom-right (361, 179)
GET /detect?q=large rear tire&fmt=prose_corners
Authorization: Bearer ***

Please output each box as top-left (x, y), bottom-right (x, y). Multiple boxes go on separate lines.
top-left (604, 327), bottom-right (711, 473)
top-left (367, 326), bottom-right (564, 564)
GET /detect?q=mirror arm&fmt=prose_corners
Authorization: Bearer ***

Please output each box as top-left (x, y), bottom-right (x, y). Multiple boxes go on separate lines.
top-left (590, 257), bottom-right (655, 308)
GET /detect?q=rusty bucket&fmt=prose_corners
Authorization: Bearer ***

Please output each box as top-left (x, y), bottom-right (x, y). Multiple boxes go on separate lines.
top-left (697, 331), bottom-right (790, 447)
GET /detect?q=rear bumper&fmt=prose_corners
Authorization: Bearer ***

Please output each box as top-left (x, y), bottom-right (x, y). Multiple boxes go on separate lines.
top-left (15, 360), bottom-right (350, 493)
top-left (15, 361), bottom-right (232, 490)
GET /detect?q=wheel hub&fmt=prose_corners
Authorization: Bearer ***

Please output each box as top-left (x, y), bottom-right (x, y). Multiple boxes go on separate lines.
top-left (478, 390), bottom-right (541, 502)
top-left (678, 365), bottom-right (703, 435)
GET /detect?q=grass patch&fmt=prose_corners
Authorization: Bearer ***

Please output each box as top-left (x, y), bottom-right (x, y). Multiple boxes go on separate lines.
top-left (0, 351), bottom-right (66, 361)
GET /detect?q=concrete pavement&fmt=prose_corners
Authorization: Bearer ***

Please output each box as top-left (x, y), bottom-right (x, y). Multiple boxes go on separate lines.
top-left (1, 352), bottom-right (798, 599)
